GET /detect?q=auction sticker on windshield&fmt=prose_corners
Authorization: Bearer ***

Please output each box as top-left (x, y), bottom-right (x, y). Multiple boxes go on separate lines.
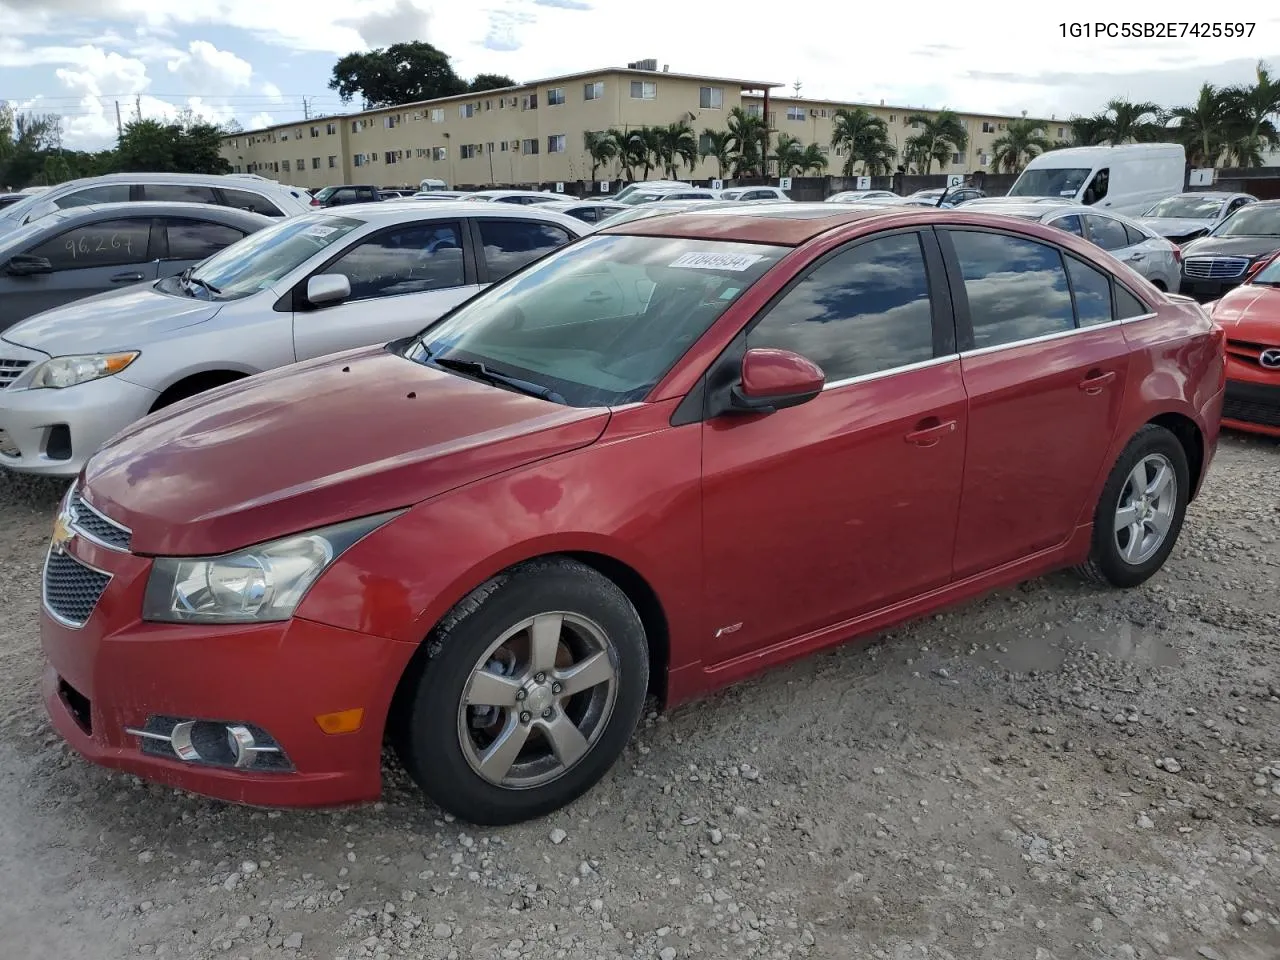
top-left (669, 252), bottom-right (765, 271)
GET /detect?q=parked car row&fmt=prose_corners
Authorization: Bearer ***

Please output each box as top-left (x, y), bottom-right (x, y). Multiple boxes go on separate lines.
top-left (27, 199), bottom-right (1228, 829)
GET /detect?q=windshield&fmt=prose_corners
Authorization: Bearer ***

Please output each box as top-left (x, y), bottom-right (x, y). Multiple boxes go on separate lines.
top-left (1250, 255), bottom-right (1280, 284)
top-left (180, 214), bottom-right (363, 299)
top-left (1143, 196), bottom-right (1224, 219)
top-left (1008, 167), bottom-right (1091, 199)
top-left (1210, 205), bottom-right (1280, 237)
top-left (407, 234), bottom-right (785, 406)
top-left (0, 190), bottom-right (53, 222)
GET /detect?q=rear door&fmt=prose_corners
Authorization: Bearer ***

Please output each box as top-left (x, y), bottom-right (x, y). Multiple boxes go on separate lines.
top-left (0, 217), bottom-right (158, 325)
top-left (291, 217), bottom-right (480, 360)
top-left (155, 217), bottom-right (252, 279)
top-left (940, 226), bottom-right (1131, 578)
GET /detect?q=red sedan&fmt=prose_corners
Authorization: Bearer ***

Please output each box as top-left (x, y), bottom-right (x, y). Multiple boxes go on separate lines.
top-left (1207, 251), bottom-right (1280, 437)
top-left (41, 203), bottom-right (1225, 825)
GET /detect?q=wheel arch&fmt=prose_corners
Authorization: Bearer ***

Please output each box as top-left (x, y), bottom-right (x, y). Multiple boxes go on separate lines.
top-left (149, 368), bottom-right (253, 413)
top-left (1146, 410), bottom-right (1205, 500)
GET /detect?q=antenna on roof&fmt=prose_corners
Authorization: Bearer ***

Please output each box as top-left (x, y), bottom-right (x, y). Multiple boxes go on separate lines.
top-left (793, 79), bottom-right (802, 97)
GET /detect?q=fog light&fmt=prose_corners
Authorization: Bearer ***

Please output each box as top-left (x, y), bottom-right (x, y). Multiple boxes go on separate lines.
top-left (126, 716), bottom-right (292, 771)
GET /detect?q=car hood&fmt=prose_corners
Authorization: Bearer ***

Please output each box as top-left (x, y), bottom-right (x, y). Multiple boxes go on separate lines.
top-left (1180, 236), bottom-right (1280, 260)
top-left (81, 345), bottom-right (612, 556)
top-left (1, 283), bottom-right (223, 356)
top-left (1208, 284), bottom-right (1280, 341)
top-left (1136, 216), bottom-right (1212, 238)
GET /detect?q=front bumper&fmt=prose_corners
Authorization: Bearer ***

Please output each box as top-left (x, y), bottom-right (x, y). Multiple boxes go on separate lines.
top-left (0, 375), bottom-right (159, 477)
top-left (1179, 276), bottom-right (1246, 302)
top-left (40, 531), bottom-right (415, 807)
top-left (1222, 378), bottom-right (1280, 438)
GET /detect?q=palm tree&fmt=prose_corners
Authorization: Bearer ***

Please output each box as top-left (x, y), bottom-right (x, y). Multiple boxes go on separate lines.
top-left (656, 121), bottom-right (697, 178)
top-left (1167, 84), bottom-right (1233, 167)
top-left (583, 130), bottom-right (618, 182)
top-left (618, 127), bottom-right (660, 180)
top-left (904, 110), bottom-right (968, 174)
top-left (1220, 60), bottom-right (1280, 167)
top-left (726, 106), bottom-right (767, 177)
top-left (700, 129), bottom-right (734, 179)
top-left (606, 127), bottom-right (637, 180)
top-left (1065, 114), bottom-right (1111, 147)
top-left (798, 142), bottom-right (828, 175)
top-left (989, 118), bottom-right (1051, 173)
top-left (1102, 99), bottom-right (1163, 144)
top-left (829, 107), bottom-right (895, 176)
top-left (771, 134), bottom-right (806, 177)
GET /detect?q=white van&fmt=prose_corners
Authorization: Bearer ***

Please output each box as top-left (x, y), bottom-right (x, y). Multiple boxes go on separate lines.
top-left (1005, 144), bottom-right (1185, 217)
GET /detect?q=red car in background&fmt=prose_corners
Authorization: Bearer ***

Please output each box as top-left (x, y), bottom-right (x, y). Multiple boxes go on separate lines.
top-left (40, 204), bottom-right (1225, 826)
top-left (1208, 250), bottom-right (1280, 437)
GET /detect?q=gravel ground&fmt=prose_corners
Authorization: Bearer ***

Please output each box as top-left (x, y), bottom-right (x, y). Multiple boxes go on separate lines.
top-left (0, 435), bottom-right (1277, 960)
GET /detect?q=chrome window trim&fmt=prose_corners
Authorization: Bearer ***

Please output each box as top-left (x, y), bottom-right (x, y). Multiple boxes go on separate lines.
top-left (822, 353), bottom-right (958, 392)
top-left (958, 311), bottom-right (1158, 360)
top-left (41, 547), bottom-right (113, 630)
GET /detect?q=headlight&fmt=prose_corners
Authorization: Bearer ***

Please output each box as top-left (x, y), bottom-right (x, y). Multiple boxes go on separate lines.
top-left (30, 352), bottom-right (140, 389)
top-left (142, 512), bottom-right (400, 624)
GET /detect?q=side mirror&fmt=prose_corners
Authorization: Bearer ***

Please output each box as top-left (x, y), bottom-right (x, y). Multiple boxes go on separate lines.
top-left (729, 347), bottom-right (824, 414)
top-left (306, 273), bottom-right (351, 307)
top-left (6, 253), bottom-right (54, 277)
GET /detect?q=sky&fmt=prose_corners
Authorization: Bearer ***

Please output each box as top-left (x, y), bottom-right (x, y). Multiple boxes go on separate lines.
top-left (2, 0), bottom-right (1280, 150)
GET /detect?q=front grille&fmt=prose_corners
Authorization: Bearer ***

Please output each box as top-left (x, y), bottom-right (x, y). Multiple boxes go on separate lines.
top-left (43, 550), bottom-right (110, 627)
top-left (70, 496), bottom-right (132, 551)
top-left (1183, 256), bottom-right (1250, 280)
top-left (0, 358), bottom-right (30, 389)
top-left (1223, 397), bottom-right (1280, 427)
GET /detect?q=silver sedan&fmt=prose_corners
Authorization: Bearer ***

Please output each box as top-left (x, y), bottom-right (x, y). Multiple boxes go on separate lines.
top-left (961, 200), bottom-right (1182, 293)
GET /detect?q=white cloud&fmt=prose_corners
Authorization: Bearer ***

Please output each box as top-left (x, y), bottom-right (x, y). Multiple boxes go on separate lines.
top-left (261, 81), bottom-right (282, 100)
top-left (166, 39), bottom-right (252, 92)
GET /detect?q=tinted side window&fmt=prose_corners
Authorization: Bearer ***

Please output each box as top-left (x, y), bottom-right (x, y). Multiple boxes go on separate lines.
top-left (1085, 215), bottom-right (1129, 251)
top-left (1115, 286), bottom-right (1149, 320)
top-left (478, 220), bottom-right (573, 280)
top-left (324, 221), bottom-right (465, 300)
top-left (220, 188), bottom-right (284, 217)
top-left (53, 184), bottom-right (131, 209)
top-left (1122, 224), bottom-right (1147, 247)
top-left (1066, 256), bottom-right (1113, 327)
top-left (949, 230), bottom-right (1074, 348)
top-left (747, 232), bottom-right (935, 381)
top-left (28, 219), bottom-right (152, 270)
top-left (1082, 168), bottom-right (1109, 204)
top-left (164, 219), bottom-right (247, 261)
top-left (1049, 214), bottom-right (1084, 237)
top-left (140, 183), bottom-right (218, 204)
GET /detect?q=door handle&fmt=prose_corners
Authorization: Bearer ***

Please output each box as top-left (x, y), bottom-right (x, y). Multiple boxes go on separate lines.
top-left (904, 417), bottom-right (957, 447)
top-left (1125, 252), bottom-right (1145, 261)
top-left (583, 293), bottom-right (613, 303)
top-left (110, 271), bottom-right (144, 283)
top-left (1078, 370), bottom-right (1116, 395)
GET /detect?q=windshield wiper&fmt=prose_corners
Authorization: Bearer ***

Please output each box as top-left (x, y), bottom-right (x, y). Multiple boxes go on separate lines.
top-left (178, 267), bottom-right (221, 298)
top-left (431, 355), bottom-right (566, 404)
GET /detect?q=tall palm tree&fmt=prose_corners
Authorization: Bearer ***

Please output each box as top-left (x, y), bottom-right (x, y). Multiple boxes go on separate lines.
top-left (583, 130), bottom-right (618, 182)
top-left (1066, 114), bottom-right (1111, 147)
top-left (606, 127), bottom-right (637, 180)
top-left (798, 142), bottom-right (828, 175)
top-left (620, 127), bottom-right (661, 180)
top-left (771, 134), bottom-right (806, 177)
top-left (1167, 84), bottom-right (1233, 167)
top-left (726, 106), bottom-right (767, 177)
top-left (1102, 99), bottom-right (1163, 144)
top-left (904, 110), bottom-right (968, 174)
top-left (1220, 60), bottom-right (1280, 167)
top-left (829, 107), bottom-right (895, 175)
top-left (700, 129), bottom-right (734, 179)
top-left (989, 119), bottom-right (1051, 173)
top-left (656, 121), bottom-right (697, 178)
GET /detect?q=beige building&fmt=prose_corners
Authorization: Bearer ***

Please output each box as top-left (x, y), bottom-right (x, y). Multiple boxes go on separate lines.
top-left (220, 60), bottom-right (1058, 189)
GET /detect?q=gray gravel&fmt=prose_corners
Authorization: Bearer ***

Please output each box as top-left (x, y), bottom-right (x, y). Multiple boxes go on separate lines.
top-left (1, 434), bottom-right (1278, 960)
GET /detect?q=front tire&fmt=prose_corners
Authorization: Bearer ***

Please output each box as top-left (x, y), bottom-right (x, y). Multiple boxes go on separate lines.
top-left (1076, 424), bottom-right (1189, 588)
top-left (394, 558), bottom-right (649, 825)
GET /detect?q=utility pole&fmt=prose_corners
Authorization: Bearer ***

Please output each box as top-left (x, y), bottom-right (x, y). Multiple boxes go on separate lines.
top-left (302, 97), bottom-right (311, 120)
top-left (114, 100), bottom-right (123, 137)
top-left (134, 95), bottom-right (141, 122)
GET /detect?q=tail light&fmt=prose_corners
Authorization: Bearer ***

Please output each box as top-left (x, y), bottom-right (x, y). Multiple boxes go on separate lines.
top-left (1170, 244), bottom-right (1182, 265)
top-left (310, 197), bottom-right (320, 206)
top-left (1243, 251), bottom-right (1276, 283)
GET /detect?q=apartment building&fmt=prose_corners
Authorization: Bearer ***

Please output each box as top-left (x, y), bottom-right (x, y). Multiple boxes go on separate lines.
top-left (220, 59), bottom-right (1055, 189)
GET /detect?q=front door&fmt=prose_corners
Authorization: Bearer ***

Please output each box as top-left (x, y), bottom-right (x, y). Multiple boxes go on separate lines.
top-left (700, 229), bottom-right (967, 664)
top-left (292, 218), bottom-right (480, 361)
top-left (940, 227), bottom-right (1131, 578)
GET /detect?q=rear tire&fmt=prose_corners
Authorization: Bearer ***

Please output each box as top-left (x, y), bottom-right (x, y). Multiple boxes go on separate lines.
top-left (1076, 424), bottom-right (1189, 588)
top-left (394, 558), bottom-right (649, 826)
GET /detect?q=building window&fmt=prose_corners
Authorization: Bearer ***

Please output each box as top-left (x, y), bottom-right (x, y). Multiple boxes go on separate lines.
top-left (548, 134), bottom-right (566, 153)
top-left (351, 120), bottom-right (359, 133)
top-left (501, 141), bottom-right (509, 152)
top-left (1058, 126), bottom-right (1066, 138)
top-left (460, 144), bottom-right (479, 159)
top-left (522, 138), bottom-right (539, 155)
top-left (460, 103), bottom-right (475, 118)
top-left (280, 132), bottom-right (289, 141)
top-left (698, 133), bottom-right (713, 153)
top-left (982, 121), bottom-right (995, 133)
top-left (385, 151), bottom-right (398, 164)
top-left (547, 87), bottom-right (565, 106)
top-left (909, 118), bottom-right (920, 129)
top-left (584, 81), bottom-right (604, 101)
top-left (699, 86), bottom-right (723, 109)
top-left (309, 126), bottom-right (318, 138)
top-left (433, 147), bottom-right (447, 161)
top-left (786, 107), bottom-right (805, 121)
top-left (629, 80), bottom-right (656, 100)
top-left (978, 153), bottom-right (990, 166)
top-left (297, 158), bottom-right (305, 170)
top-left (311, 157), bottom-right (320, 169)
top-left (951, 152), bottom-right (962, 165)
top-left (484, 100), bottom-right (492, 110)
top-left (326, 122), bottom-right (337, 135)
top-left (430, 108), bottom-right (444, 122)
top-left (328, 156), bottom-right (337, 168)
top-left (745, 103), bottom-right (762, 117)
top-left (281, 160), bottom-right (291, 172)
top-left (385, 115), bottom-right (400, 128)
top-left (486, 141), bottom-right (495, 154)
top-left (354, 154), bottom-right (365, 167)
top-left (521, 93), bottom-right (538, 110)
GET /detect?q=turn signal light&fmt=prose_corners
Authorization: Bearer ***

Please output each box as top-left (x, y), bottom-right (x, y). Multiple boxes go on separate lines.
top-left (315, 708), bottom-right (364, 734)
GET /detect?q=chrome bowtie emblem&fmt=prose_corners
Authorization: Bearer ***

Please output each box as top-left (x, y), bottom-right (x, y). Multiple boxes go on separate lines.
top-left (50, 503), bottom-right (76, 554)
top-left (1260, 348), bottom-right (1280, 370)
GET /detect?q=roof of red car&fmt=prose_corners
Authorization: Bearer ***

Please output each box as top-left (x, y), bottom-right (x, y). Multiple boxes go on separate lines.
top-left (601, 201), bottom-right (942, 245)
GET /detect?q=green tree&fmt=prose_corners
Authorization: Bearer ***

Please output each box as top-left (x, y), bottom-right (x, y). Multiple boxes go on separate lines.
top-left (1219, 61), bottom-right (1280, 167)
top-left (468, 73), bottom-right (515, 93)
top-left (699, 129), bottom-right (734, 179)
top-left (656, 121), bottom-right (697, 178)
top-left (113, 117), bottom-right (231, 174)
top-left (1100, 98), bottom-right (1163, 144)
top-left (989, 118), bottom-right (1051, 173)
top-left (584, 130), bottom-right (618, 181)
top-left (797, 142), bottom-right (828, 175)
top-left (771, 134), bottom-right (806, 177)
top-left (829, 107), bottom-right (895, 175)
top-left (1060, 113), bottom-right (1111, 147)
top-left (726, 107), bottom-right (767, 176)
top-left (328, 41), bottom-right (467, 108)
top-left (1167, 84), bottom-right (1234, 167)
top-left (903, 110), bottom-right (968, 173)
